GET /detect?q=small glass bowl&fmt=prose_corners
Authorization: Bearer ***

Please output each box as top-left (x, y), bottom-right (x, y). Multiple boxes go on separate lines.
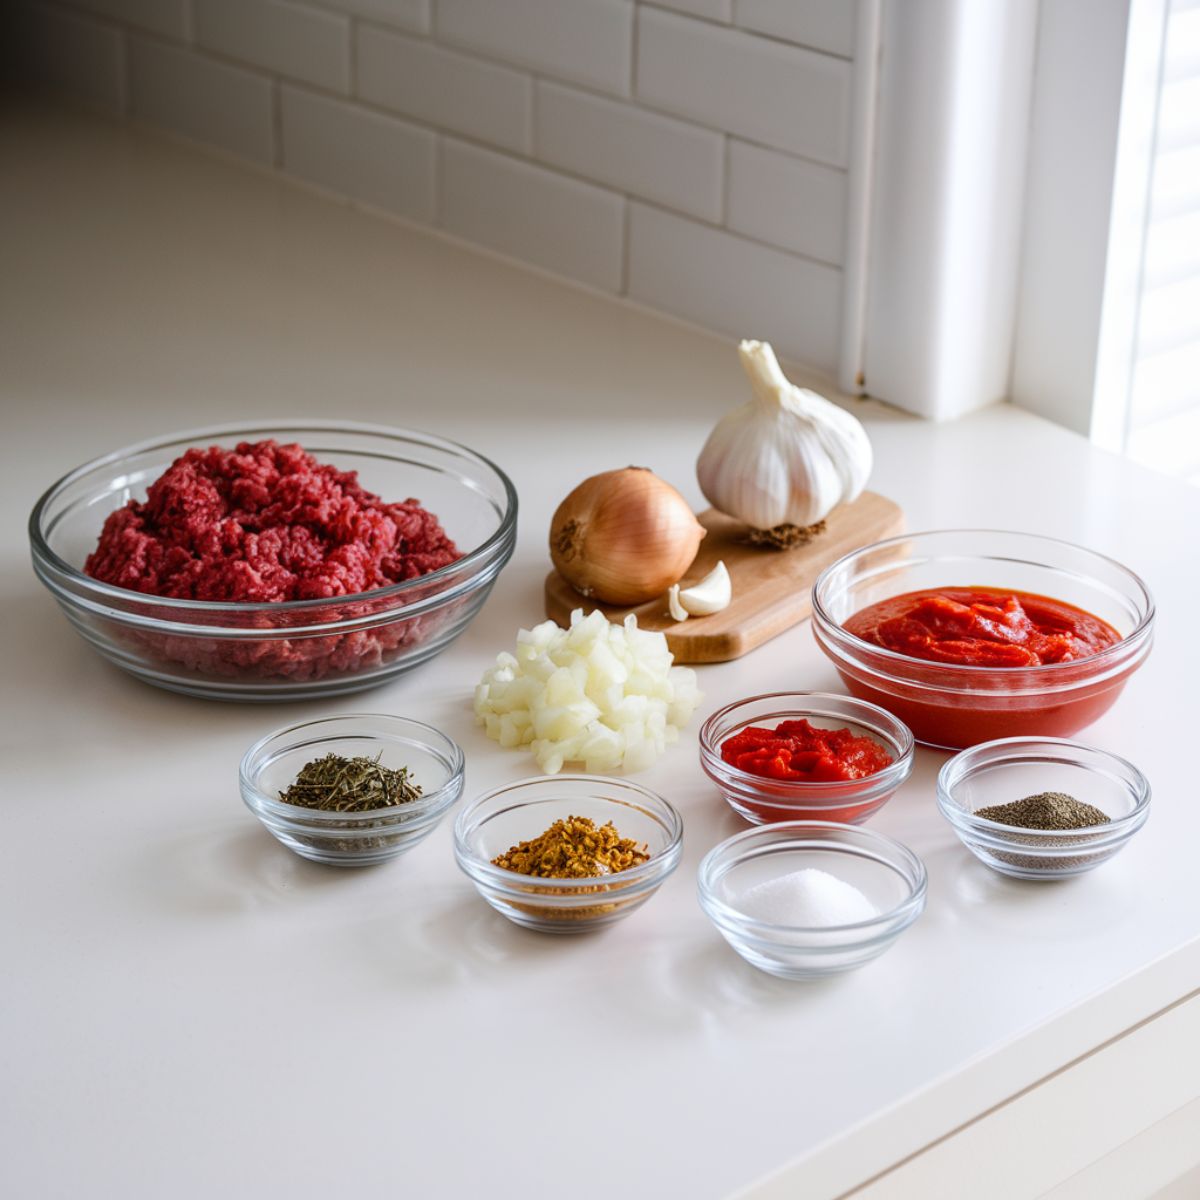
top-left (240, 714), bottom-right (465, 867)
top-left (699, 692), bottom-right (914, 825)
top-left (937, 736), bottom-right (1151, 880)
top-left (698, 822), bottom-right (927, 979)
top-left (812, 529), bottom-right (1155, 749)
top-left (453, 776), bottom-right (684, 934)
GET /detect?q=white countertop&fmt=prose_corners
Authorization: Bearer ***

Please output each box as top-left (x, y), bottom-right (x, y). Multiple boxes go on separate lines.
top-left (3, 98), bottom-right (1196, 1200)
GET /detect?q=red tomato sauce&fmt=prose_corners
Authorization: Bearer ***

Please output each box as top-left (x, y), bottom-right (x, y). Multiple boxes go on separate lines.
top-left (720, 719), bottom-right (893, 783)
top-left (843, 588), bottom-right (1121, 668)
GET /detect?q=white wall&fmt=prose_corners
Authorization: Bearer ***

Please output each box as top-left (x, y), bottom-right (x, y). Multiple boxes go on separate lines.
top-left (9, 0), bottom-right (862, 377)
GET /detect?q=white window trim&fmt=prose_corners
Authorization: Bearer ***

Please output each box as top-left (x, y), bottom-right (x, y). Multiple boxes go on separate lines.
top-left (841, 0), bottom-right (1041, 421)
top-left (1010, 0), bottom-right (1168, 445)
top-left (844, 0), bottom-right (1168, 439)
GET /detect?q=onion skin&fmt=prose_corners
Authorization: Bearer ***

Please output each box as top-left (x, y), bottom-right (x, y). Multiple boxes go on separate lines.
top-left (549, 467), bottom-right (705, 606)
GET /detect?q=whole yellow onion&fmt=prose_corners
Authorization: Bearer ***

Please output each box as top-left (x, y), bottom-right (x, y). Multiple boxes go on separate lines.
top-left (549, 467), bottom-right (705, 606)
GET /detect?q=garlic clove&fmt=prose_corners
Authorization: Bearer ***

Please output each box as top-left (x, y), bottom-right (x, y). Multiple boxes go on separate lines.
top-left (667, 584), bottom-right (689, 623)
top-left (677, 561), bottom-right (732, 616)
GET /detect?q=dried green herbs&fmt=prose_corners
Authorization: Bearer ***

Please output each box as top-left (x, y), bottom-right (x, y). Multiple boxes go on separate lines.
top-left (976, 791), bottom-right (1109, 831)
top-left (280, 752), bottom-right (422, 813)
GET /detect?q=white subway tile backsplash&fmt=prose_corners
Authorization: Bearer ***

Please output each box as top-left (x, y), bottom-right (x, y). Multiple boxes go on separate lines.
top-left (441, 140), bottom-right (625, 292)
top-left (437, 0), bottom-right (633, 96)
top-left (636, 7), bottom-right (851, 165)
top-left (734, 0), bottom-right (856, 58)
top-left (649, 0), bottom-right (731, 20)
top-left (627, 202), bottom-right (840, 369)
top-left (357, 26), bottom-right (531, 154)
top-left (14, 3), bottom-right (124, 111)
top-left (536, 81), bottom-right (723, 222)
top-left (318, 0), bottom-right (429, 32)
top-left (128, 38), bottom-right (275, 164)
top-left (281, 86), bottom-right (435, 220)
top-left (18, 0), bottom-right (862, 376)
top-left (64, 0), bottom-right (188, 39)
top-left (195, 0), bottom-right (350, 93)
top-left (727, 140), bottom-right (846, 264)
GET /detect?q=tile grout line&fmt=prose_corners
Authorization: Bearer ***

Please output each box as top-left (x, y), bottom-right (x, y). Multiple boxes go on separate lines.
top-left (433, 130), bottom-right (445, 228)
top-left (115, 26), bottom-right (130, 114)
top-left (271, 78), bottom-right (283, 167)
top-left (630, 0), bottom-right (640, 99)
top-left (638, 0), bottom-right (855, 61)
top-left (620, 194), bottom-right (632, 297)
top-left (720, 132), bottom-right (730, 227)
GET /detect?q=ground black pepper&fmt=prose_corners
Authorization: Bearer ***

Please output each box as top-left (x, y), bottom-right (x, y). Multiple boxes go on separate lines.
top-left (975, 791), bottom-right (1109, 830)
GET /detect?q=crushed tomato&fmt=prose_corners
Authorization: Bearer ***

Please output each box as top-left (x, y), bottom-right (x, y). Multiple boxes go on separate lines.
top-left (843, 588), bottom-right (1120, 668)
top-left (720, 719), bottom-right (893, 783)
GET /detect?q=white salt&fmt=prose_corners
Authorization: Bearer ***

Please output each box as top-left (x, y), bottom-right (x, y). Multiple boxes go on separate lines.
top-left (736, 868), bottom-right (878, 927)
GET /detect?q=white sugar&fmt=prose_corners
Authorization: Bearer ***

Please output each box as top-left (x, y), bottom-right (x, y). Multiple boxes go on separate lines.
top-left (736, 868), bottom-right (878, 927)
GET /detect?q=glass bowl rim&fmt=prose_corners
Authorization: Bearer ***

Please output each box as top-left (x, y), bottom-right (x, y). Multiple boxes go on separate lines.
top-left (453, 774), bottom-right (685, 893)
top-left (811, 527), bottom-right (1156, 678)
top-left (697, 819), bottom-right (928, 935)
top-left (935, 735), bottom-right (1151, 840)
top-left (28, 418), bottom-right (519, 616)
top-left (698, 690), bottom-right (915, 796)
top-left (240, 712), bottom-right (466, 823)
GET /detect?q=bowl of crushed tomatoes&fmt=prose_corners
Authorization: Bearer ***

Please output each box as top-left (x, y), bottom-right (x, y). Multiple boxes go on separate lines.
top-left (811, 530), bottom-right (1155, 750)
top-left (699, 692), bottom-right (914, 825)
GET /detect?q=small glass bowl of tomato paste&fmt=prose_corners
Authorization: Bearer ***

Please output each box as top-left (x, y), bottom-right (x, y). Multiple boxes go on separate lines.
top-left (699, 692), bottom-right (914, 825)
top-left (812, 530), bottom-right (1155, 751)
top-left (937, 736), bottom-right (1151, 880)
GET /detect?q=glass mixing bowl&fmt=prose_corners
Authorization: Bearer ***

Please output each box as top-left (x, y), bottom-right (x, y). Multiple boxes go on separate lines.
top-left (812, 530), bottom-right (1154, 749)
top-left (29, 421), bottom-right (517, 701)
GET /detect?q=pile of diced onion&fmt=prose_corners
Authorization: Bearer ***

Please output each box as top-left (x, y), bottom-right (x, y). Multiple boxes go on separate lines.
top-left (474, 609), bottom-right (702, 773)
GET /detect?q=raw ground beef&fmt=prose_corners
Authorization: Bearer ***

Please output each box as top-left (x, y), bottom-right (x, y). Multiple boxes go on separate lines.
top-left (87, 440), bottom-right (460, 601)
top-left (85, 440), bottom-right (464, 682)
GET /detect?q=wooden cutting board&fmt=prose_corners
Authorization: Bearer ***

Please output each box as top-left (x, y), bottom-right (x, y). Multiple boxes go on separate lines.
top-left (544, 490), bottom-right (904, 663)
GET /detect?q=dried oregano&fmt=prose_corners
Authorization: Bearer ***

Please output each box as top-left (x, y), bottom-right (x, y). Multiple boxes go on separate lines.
top-left (279, 752), bottom-right (422, 813)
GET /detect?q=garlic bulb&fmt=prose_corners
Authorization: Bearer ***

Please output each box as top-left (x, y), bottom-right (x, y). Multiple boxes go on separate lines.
top-left (668, 561), bottom-right (732, 622)
top-left (697, 340), bottom-right (872, 531)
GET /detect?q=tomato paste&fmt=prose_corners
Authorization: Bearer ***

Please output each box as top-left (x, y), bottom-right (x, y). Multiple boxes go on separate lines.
top-left (721, 719), bottom-right (893, 782)
top-left (844, 588), bottom-right (1120, 668)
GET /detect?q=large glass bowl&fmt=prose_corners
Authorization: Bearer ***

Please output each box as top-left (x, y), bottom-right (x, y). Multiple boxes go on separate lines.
top-left (811, 530), bottom-right (1154, 749)
top-left (29, 421), bottom-right (517, 700)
